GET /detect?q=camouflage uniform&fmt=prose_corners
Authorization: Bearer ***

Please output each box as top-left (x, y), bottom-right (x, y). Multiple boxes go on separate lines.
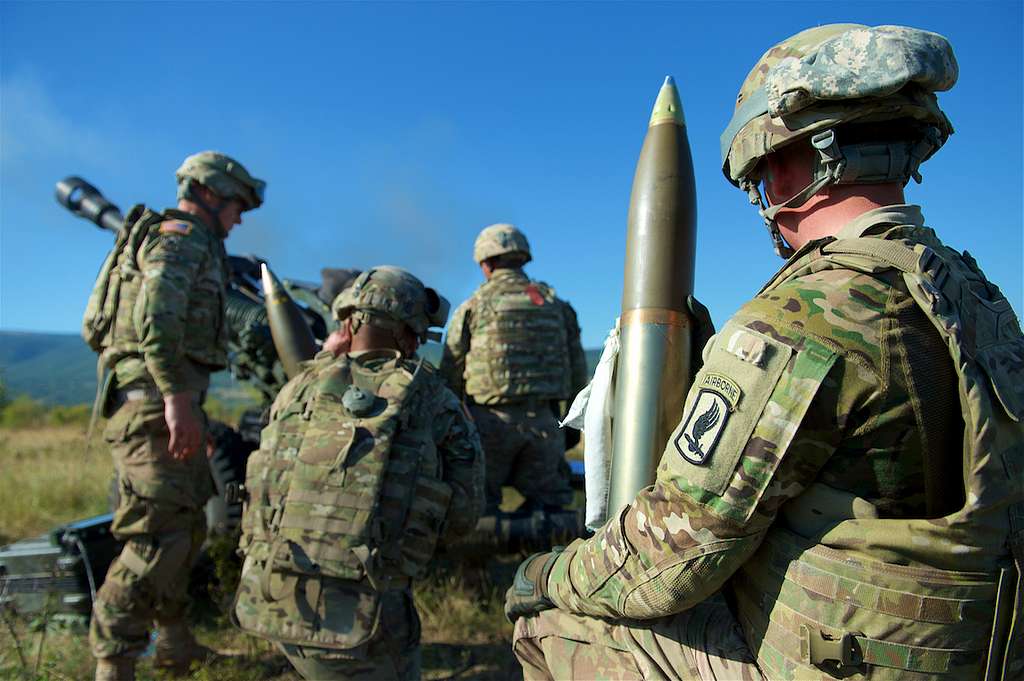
top-left (89, 153), bottom-right (264, 668)
top-left (234, 268), bottom-right (485, 681)
top-left (512, 26), bottom-right (1023, 681)
top-left (442, 225), bottom-right (588, 511)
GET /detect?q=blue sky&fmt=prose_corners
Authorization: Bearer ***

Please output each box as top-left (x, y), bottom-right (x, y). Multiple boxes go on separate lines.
top-left (2, 1), bottom-right (1021, 348)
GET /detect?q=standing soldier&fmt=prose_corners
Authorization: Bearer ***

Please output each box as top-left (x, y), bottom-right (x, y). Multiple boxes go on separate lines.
top-left (506, 24), bottom-right (1024, 680)
top-left (86, 152), bottom-right (265, 680)
top-left (441, 223), bottom-right (588, 513)
top-left (233, 266), bottom-right (485, 681)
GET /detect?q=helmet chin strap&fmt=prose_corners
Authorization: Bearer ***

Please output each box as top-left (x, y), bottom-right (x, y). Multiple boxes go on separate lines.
top-left (741, 127), bottom-right (938, 260)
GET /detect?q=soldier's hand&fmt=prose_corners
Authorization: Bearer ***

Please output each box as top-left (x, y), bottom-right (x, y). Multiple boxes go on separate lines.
top-left (165, 392), bottom-right (202, 461)
top-left (323, 326), bottom-right (352, 357)
top-left (504, 547), bottom-right (563, 623)
top-left (687, 294), bottom-right (715, 380)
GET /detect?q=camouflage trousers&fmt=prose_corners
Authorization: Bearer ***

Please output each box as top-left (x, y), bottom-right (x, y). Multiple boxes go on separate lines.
top-left (279, 588), bottom-right (422, 681)
top-left (90, 397), bottom-right (212, 659)
top-left (470, 402), bottom-right (573, 511)
top-left (513, 593), bottom-right (765, 681)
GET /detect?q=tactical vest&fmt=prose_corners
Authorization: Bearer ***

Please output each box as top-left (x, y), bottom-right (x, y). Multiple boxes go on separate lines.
top-left (732, 235), bottom-right (1024, 680)
top-left (81, 204), bottom-right (157, 360)
top-left (236, 352), bottom-right (453, 646)
top-left (465, 272), bottom-right (571, 403)
top-left (82, 207), bottom-right (229, 371)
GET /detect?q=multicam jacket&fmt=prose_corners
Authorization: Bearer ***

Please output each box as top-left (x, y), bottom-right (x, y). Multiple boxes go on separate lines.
top-left (441, 268), bottom-right (588, 405)
top-left (546, 205), bottom-right (1023, 679)
top-left (234, 348), bottom-right (485, 650)
top-left (109, 208), bottom-right (229, 395)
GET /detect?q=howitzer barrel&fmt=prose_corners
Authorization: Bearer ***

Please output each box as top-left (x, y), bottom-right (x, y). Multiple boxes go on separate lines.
top-left (607, 76), bottom-right (698, 516)
top-left (261, 263), bottom-right (318, 378)
top-left (55, 177), bottom-right (123, 233)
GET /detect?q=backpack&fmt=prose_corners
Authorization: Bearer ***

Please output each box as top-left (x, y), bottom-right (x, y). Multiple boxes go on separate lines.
top-left (81, 205), bottom-right (161, 358)
top-left (240, 353), bottom-right (452, 595)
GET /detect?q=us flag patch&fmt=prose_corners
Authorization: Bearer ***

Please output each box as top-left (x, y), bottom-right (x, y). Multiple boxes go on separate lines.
top-left (159, 221), bottom-right (192, 235)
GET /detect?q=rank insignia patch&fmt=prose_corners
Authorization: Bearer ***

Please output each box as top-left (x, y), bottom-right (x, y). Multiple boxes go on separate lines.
top-left (159, 220), bottom-right (192, 236)
top-left (674, 389), bottom-right (731, 465)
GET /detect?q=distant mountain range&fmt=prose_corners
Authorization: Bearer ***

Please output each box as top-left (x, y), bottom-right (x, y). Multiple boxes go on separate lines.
top-left (0, 331), bottom-right (601, 406)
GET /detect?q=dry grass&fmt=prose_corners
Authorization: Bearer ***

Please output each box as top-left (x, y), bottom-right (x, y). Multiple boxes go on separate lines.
top-left (0, 425), bottom-right (113, 545)
top-left (0, 424), bottom-right (522, 680)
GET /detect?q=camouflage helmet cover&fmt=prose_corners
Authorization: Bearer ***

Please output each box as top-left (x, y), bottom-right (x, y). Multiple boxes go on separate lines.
top-left (175, 151), bottom-right (266, 210)
top-left (473, 223), bottom-right (532, 264)
top-left (332, 265), bottom-right (450, 341)
top-left (721, 24), bottom-right (958, 186)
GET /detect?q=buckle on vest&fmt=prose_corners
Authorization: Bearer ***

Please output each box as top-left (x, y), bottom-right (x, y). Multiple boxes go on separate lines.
top-left (800, 625), bottom-right (863, 670)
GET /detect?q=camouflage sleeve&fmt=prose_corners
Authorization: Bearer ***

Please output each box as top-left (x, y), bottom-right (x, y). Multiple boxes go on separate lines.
top-left (432, 383), bottom-right (485, 540)
top-left (561, 300), bottom-right (589, 399)
top-left (440, 299), bottom-right (472, 397)
top-left (136, 223), bottom-right (212, 395)
top-left (546, 284), bottom-right (878, 620)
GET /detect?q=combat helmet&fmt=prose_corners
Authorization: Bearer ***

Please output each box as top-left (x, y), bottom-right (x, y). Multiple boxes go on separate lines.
top-left (176, 151), bottom-right (266, 211)
top-left (473, 223), bottom-right (532, 265)
top-left (332, 266), bottom-right (450, 343)
top-left (720, 24), bottom-right (958, 257)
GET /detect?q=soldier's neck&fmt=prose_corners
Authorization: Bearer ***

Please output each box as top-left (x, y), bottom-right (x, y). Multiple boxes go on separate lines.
top-left (176, 200), bottom-right (217, 232)
top-left (777, 184), bottom-right (905, 251)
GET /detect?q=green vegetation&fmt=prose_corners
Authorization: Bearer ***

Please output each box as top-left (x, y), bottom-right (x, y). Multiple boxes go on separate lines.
top-left (0, 421), bottom-right (522, 680)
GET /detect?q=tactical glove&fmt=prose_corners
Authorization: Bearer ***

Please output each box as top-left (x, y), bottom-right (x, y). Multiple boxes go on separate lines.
top-left (504, 547), bottom-right (564, 623)
top-left (687, 294), bottom-right (715, 382)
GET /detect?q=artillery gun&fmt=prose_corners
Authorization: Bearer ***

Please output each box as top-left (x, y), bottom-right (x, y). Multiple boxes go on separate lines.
top-left (56, 176), bottom-right (361, 536)
top-left (56, 176), bottom-right (585, 537)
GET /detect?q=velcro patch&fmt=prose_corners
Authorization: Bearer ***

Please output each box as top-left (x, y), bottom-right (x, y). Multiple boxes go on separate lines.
top-left (159, 220), bottom-right (192, 236)
top-left (674, 389), bottom-right (730, 465)
top-left (723, 328), bottom-right (767, 366)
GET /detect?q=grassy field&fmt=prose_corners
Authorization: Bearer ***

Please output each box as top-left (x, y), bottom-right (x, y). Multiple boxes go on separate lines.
top-left (0, 423), bottom-right (529, 680)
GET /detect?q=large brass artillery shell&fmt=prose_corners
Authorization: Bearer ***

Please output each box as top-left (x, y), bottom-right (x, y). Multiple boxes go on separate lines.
top-left (260, 263), bottom-right (318, 378)
top-left (607, 76), bottom-right (698, 516)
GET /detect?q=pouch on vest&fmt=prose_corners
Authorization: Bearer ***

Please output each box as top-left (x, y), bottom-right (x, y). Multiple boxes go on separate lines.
top-left (270, 357), bottom-right (441, 584)
top-left (81, 204), bottom-right (153, 353)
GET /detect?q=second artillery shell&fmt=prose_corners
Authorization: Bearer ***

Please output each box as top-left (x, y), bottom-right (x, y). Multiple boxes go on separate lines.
top-left (261, 263), bottom-right (318, 379)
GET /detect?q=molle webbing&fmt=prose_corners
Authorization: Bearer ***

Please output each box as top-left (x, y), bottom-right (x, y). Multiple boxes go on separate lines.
top-left (241, 354), bottom-right (452, 588)
top-left (465, 276), bottom-right (571, 402)
top-left (735, 529), bottom-right (997, 678)
top-left (739, 232), bottom-right (1024, 679)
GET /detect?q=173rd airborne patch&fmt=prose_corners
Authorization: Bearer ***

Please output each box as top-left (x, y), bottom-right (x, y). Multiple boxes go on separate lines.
top-left (673, 373), bottom-right (740, 466)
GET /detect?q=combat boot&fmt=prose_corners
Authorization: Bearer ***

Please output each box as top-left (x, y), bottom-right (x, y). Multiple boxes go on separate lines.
top-left (95, 656), bottom-right (135, 681)
top-left (152, 619), bottom-right (216, 674)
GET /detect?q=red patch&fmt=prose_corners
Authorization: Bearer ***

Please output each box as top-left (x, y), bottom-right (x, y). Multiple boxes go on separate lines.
top-left (526, 284), bottom-right (545, 306)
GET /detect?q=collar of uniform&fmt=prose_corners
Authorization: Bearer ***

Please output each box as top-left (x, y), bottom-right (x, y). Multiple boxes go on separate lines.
top-left (834, 204), bottom-right (925, 240)
top-left (347, 348), bottom-right (402, 363)
top-left (164, 207), bottom-right (215, 234)
top-left (488, 268), bottom-right (529, 285)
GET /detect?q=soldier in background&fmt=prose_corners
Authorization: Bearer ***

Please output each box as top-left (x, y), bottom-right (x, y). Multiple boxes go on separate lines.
top-left (233, 266), bottom-right (485, 681)
top-left (441, 223), bottom-right (588, 513)
top-left (506, 24), bottom-right (1024, 680)
top-left (88, 152), bottom-right (265, 680)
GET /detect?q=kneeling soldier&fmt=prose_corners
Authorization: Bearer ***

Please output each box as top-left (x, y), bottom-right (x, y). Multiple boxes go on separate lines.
top-left (234, 266), bottom-right (485, 681)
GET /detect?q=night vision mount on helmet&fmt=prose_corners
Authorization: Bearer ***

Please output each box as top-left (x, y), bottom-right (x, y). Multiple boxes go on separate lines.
top-left (332, 266), bottom-right (450, 343)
